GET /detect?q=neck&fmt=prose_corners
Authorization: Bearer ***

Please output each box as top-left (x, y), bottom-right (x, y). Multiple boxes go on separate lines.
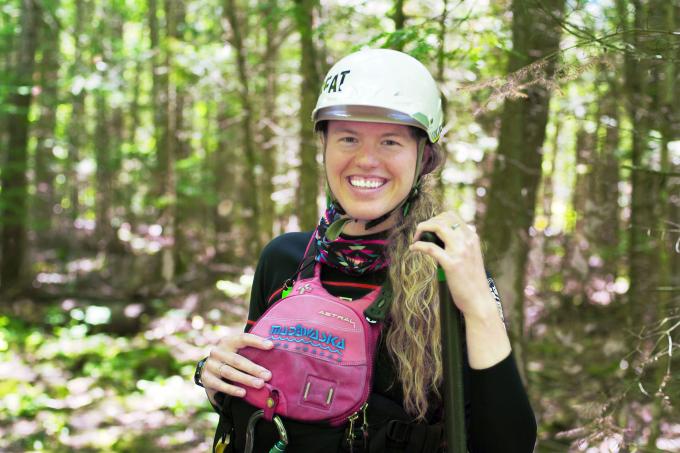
top-left (341, 213), bottom-right (398, 236)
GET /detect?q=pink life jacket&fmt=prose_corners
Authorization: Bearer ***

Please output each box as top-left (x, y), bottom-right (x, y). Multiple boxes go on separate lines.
top-left (237, 241), bottom-right (383, 427)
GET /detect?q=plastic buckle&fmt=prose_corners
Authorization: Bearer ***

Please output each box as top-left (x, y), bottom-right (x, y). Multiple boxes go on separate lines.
top-left (386, 420), bottom-right (411, 445)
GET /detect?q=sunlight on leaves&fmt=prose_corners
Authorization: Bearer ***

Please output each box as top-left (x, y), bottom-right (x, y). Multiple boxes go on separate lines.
top-left (84, 306), bottom-right (111, 325)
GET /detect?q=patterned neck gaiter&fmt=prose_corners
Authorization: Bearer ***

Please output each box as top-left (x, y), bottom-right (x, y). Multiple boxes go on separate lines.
top-left (315, 203), bottom-right (390, 276)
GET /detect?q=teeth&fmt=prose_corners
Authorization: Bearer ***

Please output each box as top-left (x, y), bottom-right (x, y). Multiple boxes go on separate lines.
top-left (349, 177), bottom-right (385, 189)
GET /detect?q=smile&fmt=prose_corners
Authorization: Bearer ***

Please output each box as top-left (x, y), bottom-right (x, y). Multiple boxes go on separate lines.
top-left (347, 176), bottom-right (387, 189)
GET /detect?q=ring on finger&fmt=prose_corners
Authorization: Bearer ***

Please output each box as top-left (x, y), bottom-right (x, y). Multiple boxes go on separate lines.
top-left (218, 362), bottom-right (227, 376)
top-left (451, 223), bottom-right (460, 230)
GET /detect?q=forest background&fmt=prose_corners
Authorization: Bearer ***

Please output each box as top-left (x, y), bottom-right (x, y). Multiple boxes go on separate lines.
top-left (1, 0), bottom-right (679, 451)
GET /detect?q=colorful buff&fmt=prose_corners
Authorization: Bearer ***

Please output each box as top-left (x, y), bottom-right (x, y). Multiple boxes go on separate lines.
top-left (315, 203), bottom-right (390, 275)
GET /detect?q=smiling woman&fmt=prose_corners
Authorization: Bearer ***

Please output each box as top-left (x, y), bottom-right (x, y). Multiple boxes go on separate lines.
top-left (198, 48), bottom-right (536, 453)
top-left (323, 121), bottom-right (419, 235)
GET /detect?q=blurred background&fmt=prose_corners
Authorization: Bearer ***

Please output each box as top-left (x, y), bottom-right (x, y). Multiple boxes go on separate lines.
top-left (0, 0), bottom-right (679, 451)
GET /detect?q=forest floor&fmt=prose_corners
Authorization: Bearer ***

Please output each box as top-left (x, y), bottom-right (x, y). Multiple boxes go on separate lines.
top-left (0, 249), bottom-right (252, 452)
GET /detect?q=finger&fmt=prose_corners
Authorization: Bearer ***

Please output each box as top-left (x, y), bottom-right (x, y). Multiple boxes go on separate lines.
top-left (214, 333), bottom-right (272, 364)
top-left (409, 240), bottom-right (451, 266)
top-left (436, 213), bottom-right (473, 236)
top-left (210, 352), bottom-right (272, 381)
top-left (413, 219), bottom-right (444, 243)
top-left (414, 219), bottom-right (459, 250)
top-left (235, 333), bottom-right (275, 350)
top-left (202, 372), bottom-right (247, 397)
top-left (422, 211), bottom-right (473, 236)
top-left (441, 210), bottom-right (465, 225)
top-left (209, 359), bottom-right (268, 389)
top-left (205, 358), bottom-right (266, 389)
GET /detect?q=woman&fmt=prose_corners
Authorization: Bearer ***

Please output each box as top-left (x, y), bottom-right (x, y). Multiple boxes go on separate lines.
top-left (195, 49), bottom-right (537, 452)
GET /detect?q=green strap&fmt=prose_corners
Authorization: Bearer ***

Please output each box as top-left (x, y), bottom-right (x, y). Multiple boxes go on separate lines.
top-left (269, 441), bottom-right (286, 453)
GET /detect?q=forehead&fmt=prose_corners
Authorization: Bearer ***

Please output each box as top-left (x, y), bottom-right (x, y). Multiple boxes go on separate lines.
top-left (327, 120), bottom-right (412, 136)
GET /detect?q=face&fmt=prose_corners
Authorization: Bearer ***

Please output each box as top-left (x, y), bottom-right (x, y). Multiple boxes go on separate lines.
top-left (324, 120), bottom-right (419, 235)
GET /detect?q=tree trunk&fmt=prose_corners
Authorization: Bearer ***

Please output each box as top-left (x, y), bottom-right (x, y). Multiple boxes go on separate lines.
top-left (591, 72), bottom-right (621, 281)
top-left (109, 9), bottom-right (124, 248)
top-left (214, 102), bottom-right (238, 263)
top-left (119, 35), bottom-right (141, 226)
top-left (391, 0), bottom-right (406, 51)
top-left (33, 4), bottom-right (60, 242)
top-left (149, 0), bottom-right (168, 200)
top-left (646, 0), bottom-right (678, 446)
top-left (260, 0), bottom-right (282, 244)
top-left (0, 0), bottom-right (41, 295)
top-left (669, 5), bottom-right (680, 300)
top-left (625, 0), bottom-right (661, 326)
top-left (435, 0), bottom-right (449, 195)
top-left (619, 0), bottom-right (669, 447)
top-left (92, 3), bottom-right (121, 249)
top-left (563, 125), bottom-right (597, 307)
top-left (535, 116), bottom-right (560, 313)
top-left (66, 0), bottom-right (88, 225)
top-left (159, 0), bottom-right (179, 284)
top-left (294, 0), bottom-right (320, 231)
top-left (169, 0), bottom-right (187, 275)
top-left (224, 0), bottom-right (261, 255)
top-left (479, 0), bottom-right (566, 378)
top-left (149, 0), bottom-right (177, 283)
top-left (94, 91), bottom-right (114, 246)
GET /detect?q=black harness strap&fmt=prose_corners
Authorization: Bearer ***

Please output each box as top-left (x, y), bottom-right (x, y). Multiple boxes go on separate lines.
top-left (383, 420), bottom-right (444, 453)
top-left (213, 394), bottom-right (235, 453)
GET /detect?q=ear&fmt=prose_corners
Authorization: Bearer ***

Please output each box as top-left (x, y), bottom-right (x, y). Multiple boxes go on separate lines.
top-left (315, 120), bottom-right (328, 146)
top-left (419, 143), bottom-right (436, 176)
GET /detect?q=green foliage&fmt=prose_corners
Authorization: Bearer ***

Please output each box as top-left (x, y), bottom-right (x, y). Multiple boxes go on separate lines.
top-left (0, 299), bottom-right (218, 451)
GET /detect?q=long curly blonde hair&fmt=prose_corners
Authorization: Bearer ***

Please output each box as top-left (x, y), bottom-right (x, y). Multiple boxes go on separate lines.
top-left (385, 166), bottom-right (444, 421)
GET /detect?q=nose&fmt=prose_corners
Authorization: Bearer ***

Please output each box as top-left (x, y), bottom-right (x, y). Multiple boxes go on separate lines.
top-left (354, 142), bottom-right (380, 168)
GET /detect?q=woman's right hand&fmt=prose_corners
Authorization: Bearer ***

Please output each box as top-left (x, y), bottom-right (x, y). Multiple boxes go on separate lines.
top-left (202, 332), bottom-right (274, 400)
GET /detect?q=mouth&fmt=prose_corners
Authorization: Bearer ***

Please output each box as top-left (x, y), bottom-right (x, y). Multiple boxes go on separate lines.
top-left (347, 176), bottom-right (388, 189)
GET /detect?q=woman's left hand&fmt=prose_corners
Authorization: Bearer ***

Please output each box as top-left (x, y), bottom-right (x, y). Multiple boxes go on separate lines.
top-left (409, 210), bottom-right (497, 321)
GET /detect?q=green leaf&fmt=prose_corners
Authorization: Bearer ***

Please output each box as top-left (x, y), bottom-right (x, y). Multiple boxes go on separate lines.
top-left (325, 217), bottom-right (351, 241)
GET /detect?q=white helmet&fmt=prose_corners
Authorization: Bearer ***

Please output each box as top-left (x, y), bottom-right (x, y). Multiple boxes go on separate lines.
top-left (313, 48), bottom-right (444, 143)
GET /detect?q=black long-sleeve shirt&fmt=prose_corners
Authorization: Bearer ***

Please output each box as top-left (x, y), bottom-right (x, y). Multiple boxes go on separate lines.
top-left (221, 231), bottom-right (536, 452)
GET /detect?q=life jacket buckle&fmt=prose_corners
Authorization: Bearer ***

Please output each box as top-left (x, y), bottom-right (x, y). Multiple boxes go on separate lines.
top-left (386, 419), bottom-right (412, 445)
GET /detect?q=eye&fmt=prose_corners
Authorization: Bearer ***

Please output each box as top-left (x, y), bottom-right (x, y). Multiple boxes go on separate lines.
top-left (382, 139), bottom-right (402, 147)
top-left (339, 136), bottom-right (358, 144)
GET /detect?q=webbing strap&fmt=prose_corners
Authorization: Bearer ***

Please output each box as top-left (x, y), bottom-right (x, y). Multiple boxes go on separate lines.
top-left (384, 420), bottom-right (444, 453)
top-left (299, 230), bottom-right (318, 280)
top-left (341, 419), bottom-right (445, 453)
top-left (212, 396), bottom-right (234, 453)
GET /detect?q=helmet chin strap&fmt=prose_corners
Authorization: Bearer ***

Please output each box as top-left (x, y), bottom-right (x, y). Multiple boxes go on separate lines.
top-left (324, 138), bottom-right (428, 241)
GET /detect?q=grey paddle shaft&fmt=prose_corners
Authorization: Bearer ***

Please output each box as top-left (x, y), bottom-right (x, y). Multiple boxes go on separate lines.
top-left (421, 232), bottom-right (467, 453)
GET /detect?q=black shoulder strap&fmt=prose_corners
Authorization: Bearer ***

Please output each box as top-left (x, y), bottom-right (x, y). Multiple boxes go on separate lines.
top-left (299, 230), bottom-right (318, 280)
top-left (364, 278), bottom-right (393, 323)
top-left (266, 230), bottom-right (318, 307)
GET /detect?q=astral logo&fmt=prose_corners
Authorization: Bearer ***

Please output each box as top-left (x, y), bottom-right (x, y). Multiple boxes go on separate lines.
top-left (318, 310), bottom-right (356, 329)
